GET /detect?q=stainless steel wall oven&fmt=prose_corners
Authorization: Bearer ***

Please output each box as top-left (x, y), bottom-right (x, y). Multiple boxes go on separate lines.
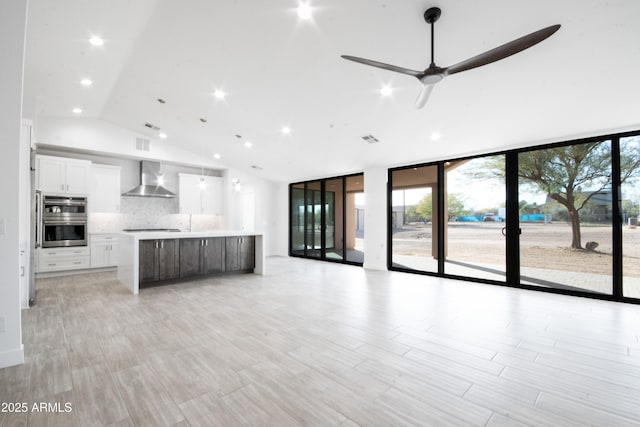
top-left (38, 195), bottom-right (88, 247)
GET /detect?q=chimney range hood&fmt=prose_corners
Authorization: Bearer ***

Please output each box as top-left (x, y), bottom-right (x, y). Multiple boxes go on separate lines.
top-left (122, 161), bottom-right (176, 198)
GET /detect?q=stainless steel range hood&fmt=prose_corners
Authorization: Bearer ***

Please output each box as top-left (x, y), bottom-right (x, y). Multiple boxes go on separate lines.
top-left (122, 161), bottom-right (176, 198)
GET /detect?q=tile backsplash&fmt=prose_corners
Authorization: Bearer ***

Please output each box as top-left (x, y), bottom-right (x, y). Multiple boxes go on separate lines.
top-left (89, 196), bottom-right (223, 233)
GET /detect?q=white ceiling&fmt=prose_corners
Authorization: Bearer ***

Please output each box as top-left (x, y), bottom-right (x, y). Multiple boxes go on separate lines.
top-left (23, 0), bottom-right (640, 183)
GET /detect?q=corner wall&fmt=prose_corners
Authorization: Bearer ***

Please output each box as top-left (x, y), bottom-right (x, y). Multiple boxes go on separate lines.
top-left (0, 0), bottom-right (27, 368)
top-left (224, 169), bottom-right (288, 257)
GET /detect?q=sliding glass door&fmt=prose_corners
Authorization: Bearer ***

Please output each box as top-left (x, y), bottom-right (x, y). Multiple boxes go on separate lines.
top-left (518, 141), bottom-right (613, 294)
top-left (387, 130), bottom-right (640, 303)
top-left (444, 156), bottom-right (507, 282)
top-left (289, 173), bottom-right (364, 265)
top-left (325, 178), bottom-right (343, 260)
top-left (291, 183), bottom-right (305, 257)
top-left (621, 136), bottom-right (640, 298)
top-left (345, 175), bottom-right (364, 264)
top-left (390, 165), bottom-right (438, 273)
top-left (305, 181), bottom-right (322, 258)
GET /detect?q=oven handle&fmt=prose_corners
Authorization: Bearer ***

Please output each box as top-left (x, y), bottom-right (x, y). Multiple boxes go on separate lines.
top-left (43, 197), bottom-right (87, 206)
top-left (42, 219), bottom-right (87, 226)
top-left (36, 189), bottom-right (43, 248)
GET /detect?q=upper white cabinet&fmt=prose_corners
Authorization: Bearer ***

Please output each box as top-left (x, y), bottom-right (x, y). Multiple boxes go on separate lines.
top-left (90, 164), bottom-right (121, 213)
top-left (179, 173), bottom-right (223, 214)
top-left (37, 155), bottom-right (91, 195)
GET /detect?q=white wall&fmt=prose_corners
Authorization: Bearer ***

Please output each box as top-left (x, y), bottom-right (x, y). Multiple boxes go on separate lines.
top-left (0, 0), bottom-right (27, 368)
top-left (363, 167), bottom-right (388, 271)
top-left (271, 182), bottom-right (290, 256)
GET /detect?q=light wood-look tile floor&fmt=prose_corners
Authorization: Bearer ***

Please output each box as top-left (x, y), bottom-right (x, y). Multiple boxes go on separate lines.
top-left (2, 256), bottom-right (640, 426)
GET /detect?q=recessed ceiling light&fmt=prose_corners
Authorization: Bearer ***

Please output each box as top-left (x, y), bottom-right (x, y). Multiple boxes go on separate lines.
top-left (159, 132), bottom-right (168, 139)
top-left (72, 107), bottom-right (82, 114)
top-left (213, 90), bottom-right (226, 100)
top-left (297, 2), bottom-right (313, 19)
top-left (380, 85), bottom-right (393, 97)
top-left (281, 126), bottom-right (291, 135)
top-left (89, 36), bottom-right (104, 46)
top-left (80, 78), bottom-right (93, 86)
top-left (244, 141), bottom-right (252, 148)
top-left (213, 153), bottom-right (221, 159)
top-left (431, 132), bottom-right (441, 141)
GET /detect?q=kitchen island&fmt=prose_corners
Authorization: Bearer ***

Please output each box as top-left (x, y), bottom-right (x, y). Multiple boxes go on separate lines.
top-left (117, 230), bottom-right (264, 294)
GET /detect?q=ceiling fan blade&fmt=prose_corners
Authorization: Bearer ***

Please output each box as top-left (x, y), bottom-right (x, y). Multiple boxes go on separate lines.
top-left (341, 55), bottom-right (421, 77)
top-left (445, 24), bottom-right (561, 76)
top-left (415, 84), bottom-right (435, 109)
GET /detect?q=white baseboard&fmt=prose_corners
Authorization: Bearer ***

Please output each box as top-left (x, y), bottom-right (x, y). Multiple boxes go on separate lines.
top-left (0, 345), bottom-right (25, 369)
top-left (363, 261), bottom-right (387, 271)
top-left (36, 266), bottom-right (116, 278)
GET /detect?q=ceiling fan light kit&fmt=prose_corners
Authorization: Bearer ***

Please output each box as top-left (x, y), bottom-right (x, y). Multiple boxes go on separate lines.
top-left (341, 7), bottom-right (560, 109)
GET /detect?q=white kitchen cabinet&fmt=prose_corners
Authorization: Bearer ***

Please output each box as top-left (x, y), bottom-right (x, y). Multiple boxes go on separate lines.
top-left (90, 234), bottom-right (119, 268)
top-left (90, 164), bottom-right (121, 212)
top-left (37, 155), bottom-right (91, 195)
top-left (179, 173), bottom-right (223, 214)
top-left (37, 246), bottom-right (90, 273)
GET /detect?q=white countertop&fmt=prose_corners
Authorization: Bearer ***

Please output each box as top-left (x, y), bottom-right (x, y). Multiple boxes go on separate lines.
top-left (118, 230), bottom-right (262, 240)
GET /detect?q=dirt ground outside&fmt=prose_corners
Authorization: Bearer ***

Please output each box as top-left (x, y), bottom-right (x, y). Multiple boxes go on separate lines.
top-left (392, 221), bottom-right (640, 278)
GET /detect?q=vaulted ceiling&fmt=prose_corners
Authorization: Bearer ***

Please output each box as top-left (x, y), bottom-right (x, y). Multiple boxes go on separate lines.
top-left (23, 0), bottom-right (640, 182)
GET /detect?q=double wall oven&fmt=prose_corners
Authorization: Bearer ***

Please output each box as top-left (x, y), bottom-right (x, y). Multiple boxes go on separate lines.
top-left (37, 194), bottom-right (88, 248)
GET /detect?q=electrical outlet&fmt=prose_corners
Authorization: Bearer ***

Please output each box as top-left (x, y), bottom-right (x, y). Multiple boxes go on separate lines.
top-left (0, 316), bottom-right (5, 332)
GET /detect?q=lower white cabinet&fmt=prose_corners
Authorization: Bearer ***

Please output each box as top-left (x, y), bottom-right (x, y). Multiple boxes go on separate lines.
top-left (90, 234), bottom-right (119, 268)
top-left (38, 247), bottom-right (90, 273)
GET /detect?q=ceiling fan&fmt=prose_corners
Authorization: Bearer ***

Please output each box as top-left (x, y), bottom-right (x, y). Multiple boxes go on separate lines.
top-left (341, 7), bottom-right (560, 108)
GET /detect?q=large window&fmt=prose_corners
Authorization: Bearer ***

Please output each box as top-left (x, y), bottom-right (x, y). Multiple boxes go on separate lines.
top-left (289, 173), bottom-right (364, 265)
top-left (387, 130), bottom-right (640, 303)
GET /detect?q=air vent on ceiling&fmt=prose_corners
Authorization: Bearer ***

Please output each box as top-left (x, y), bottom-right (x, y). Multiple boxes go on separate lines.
top-left (135, 137), bottom-right (151, 152)
top-left (144, 122), bottom-right (161, 131)
top-left (361, 134), bottom-right (379, 143)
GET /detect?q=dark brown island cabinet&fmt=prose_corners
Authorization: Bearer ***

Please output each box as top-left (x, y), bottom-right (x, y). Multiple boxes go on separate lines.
top-left (225, 236), bottom-right (255, 272)
top-left (179, 237), bottom-right (225, 278)
top-left (138, 235), bottom-right (255, 285)
top-left (139, 239), bottom-right (180, 283)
